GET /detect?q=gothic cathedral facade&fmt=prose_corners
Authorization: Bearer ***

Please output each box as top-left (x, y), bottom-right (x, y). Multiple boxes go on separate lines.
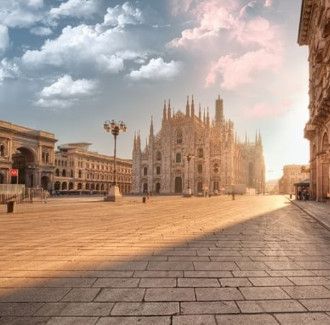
top-left (132, 96), bottom-right (265, 195)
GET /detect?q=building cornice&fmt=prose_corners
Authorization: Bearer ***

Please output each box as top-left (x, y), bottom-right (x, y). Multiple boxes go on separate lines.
top-left (298, 0), bottom-right (314, 45)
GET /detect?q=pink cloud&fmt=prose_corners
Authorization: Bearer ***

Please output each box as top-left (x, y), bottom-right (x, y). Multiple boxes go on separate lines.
top-left (244, 100), bottom-right (292, 119)
top-left (169, 0), bottom-right (194, 16)
top-left (206, 48), bottom-right (282, 89)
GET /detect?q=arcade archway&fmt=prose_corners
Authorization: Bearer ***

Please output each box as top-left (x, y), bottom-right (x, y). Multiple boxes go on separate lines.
top-left (11, 147), bottom-right (35, 187)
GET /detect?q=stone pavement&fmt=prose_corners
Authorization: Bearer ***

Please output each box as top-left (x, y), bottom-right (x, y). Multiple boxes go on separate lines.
top-left (291, 199), bottom-right (330, 231)
top-left (0, 195), bottom-right (329, 325)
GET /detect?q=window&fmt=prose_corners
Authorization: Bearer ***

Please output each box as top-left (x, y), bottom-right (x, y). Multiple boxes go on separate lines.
top-left (70, 170), bottom-right (74, 178)
top-left (156, 151), bottom-right (161, 161)
top-left (198, 148), bottom-right (203, 158)
top-left (55, 169), bottom-right (60, 177)
top-left (78, 170), bottom-right (82, 178)
top-left (198, 164), bottom-right (203, 173)
top-left (156, 166), bottom-right (161, 175)
top-left (213, 163), bottom-right (219, 173)
top-left (176, 153), bottom-right (182, 163)
top-left (143, 167), bottom-right (148, 176)
top-left (62, 169), bottom-right (66, 177)
top-left (176, 129), bottom-right (183, 144)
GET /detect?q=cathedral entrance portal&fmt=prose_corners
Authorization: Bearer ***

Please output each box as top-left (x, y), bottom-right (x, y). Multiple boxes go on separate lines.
top-left (11, 147), bottom-right (35, 187)
top-left (175, 177), bottom-right (182, 194)
top-left (155, 182), bottom-right (161, 194)
top-left (143, 183), bottom-right (148, 193)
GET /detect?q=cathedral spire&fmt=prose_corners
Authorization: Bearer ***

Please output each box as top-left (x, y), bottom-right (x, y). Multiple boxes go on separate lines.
top-left (186, 96), bottom-right (190, 117)
top-left (167, 99), bottom-right (171, 119)
top-left (163, 100), bottom-right (167, 122)
top-left (203, 108), bottom-right (206, 124)
top-left (133, 132), bottom-right (137, 151)
top-left (206, 107), bottom-right (210, 126)
top-left (245, 132), bottom-right (248, 144)
top-left (149, 115), bottom-right (154, 137)
top-left (199, 104), bottom-right (202, 120)
top-left (191, 95), bottom-right (195, 117)
top-left (255, 131), bottom-right (258, 144)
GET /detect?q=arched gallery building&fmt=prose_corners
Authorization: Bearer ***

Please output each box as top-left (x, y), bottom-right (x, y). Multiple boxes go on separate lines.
top-left (0, 120), bottom-right (132, 194)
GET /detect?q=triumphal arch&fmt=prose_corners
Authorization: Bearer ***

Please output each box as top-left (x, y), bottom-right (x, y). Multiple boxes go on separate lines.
top-left (0, 120), bottom-right (57, 190)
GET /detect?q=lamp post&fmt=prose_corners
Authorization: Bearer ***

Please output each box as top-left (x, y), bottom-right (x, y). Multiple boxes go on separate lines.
top-left (184, 153), bottom-right (194, 197)
top-left (104, 120), bottom-right (127, 201)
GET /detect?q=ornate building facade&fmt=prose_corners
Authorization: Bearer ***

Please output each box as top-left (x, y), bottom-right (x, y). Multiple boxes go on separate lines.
top-left (279, 164), bottom-right (310, 195)
top-left (298, 0), bottom-right (330, 201)
top-left (54, 143), bottom-right (132, 194)
top-left (132, 96), bottom-right (265, 195)
top-left (0, 120), bottom-right (56, 190)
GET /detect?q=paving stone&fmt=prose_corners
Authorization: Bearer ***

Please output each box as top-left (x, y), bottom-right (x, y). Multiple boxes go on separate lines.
top-left (282, 286), bottom-right (330, 299)
top-left (275, 312), bottom-right (330, 325)
top-left (239, 286), bottom-right (290, 300)
top-left (236, 262), bottom-right (269, 271)
top-left (299, 299), bottom-right (330, 311)
top-left (61, 288), bottom-right (101, 302)
top-left (95, 289), bottom-right (145, 302)
top-left (232, 271), bottom-right (268, 277)
top-left (267, 270), bottom-right (315, 277)
top-left (0, 316), bottom-right (50, 324)
top-left (46, 316), bottom-right (98, 324)
top-left (133, 271), bottom-right (183, 278)
top-left (181, 301), bottom-right (239, 314)
top-left (144, 288), bottom-right (195, 301)
top-left (195, 288), bottom-right (243, 301)
top-left (35, 302), bottom-right (113, 316)
top-left (220, 278), bottom-right (252, 287)
top-left (193, 262), bottom-right (237, 271)
top-left (0, 288), bottom-right (71, 302)
top-left (216, 314), bottom-right (279, 325)
top-left (177, 278), bottom-right (220, 287)
top-left (237, 299), bottom-right (306, 313)
top-left (264, 262), bottom-right (302, 270)
top-left (0, 303), bottom-right (43, 316)
top-left (249, 277), bottom-right (294, 286)
top-left (111, 302), bottom-right (179, 316)
top-left (147, 262), bottom-right (193, 271)
top-left (139, 278), bottom-right (176, 288)
top-left (96, 316), bottom-right (171, 325)
top-left (172, 315), bottom-right (217, 325)
top-left (183, 271), bottom-right (232, 278)
top-left (288, 277), bottom-right (330, 286)
top-left (93, 279), bottom-right (139, 288)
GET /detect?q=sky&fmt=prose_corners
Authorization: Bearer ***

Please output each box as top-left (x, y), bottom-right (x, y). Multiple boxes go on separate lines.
top-left (0, 0), bottom-right (309, 180)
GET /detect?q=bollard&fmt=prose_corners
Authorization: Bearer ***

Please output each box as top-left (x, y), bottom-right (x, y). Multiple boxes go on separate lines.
top-left (142, 196), bottom-right (146, 203)
top-left (7, 201), bottom-right (15, 213)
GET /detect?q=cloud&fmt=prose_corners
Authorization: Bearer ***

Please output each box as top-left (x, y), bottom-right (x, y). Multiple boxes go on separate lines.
top-left (170, 0), bottom-right (195, 16)
top-left (129, 58), bottom-right (181, 81)
top-left (264, 0), bottom-right (273, 7)
top-left (100, 2), bottom-right (143, 28)
top-left (0, 58), bottom-right (20, 84)
top-left (36, 74), bottom-right (97, 108)
top-left (206, 48), bottom-right (281, 89)
top-left (30, 26), bottom-right (52, 36)
top-left (0, 25), bottom-right (9, 56)
top-left (0, 0), bottom-right (44, 28)
top-left (49, 0), bottom-right (101, 19)
top-left (21, 3), bottom-right (147, 76)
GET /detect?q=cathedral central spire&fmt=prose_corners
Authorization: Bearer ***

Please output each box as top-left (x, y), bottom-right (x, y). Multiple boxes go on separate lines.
top-left (186, 96), bottom-right (190, 117)
top-left (191, 95), bottom-right (195, 117)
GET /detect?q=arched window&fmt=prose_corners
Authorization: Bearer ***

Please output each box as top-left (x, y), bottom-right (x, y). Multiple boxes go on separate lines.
top-left (176, 153), bottom-right (182, 163)
top-left (62, 182), bottom-right (67, 190)
top-left (176, 129), bottom-right (183, 144)
top-left (77, 183), bottom-right (82, 190)
top-left (213, 163), bottom-right (219, 173)
top-left (198, 148), bottom-right (203, 158)
top-left (198, 164), bottom-right (203, 173)
top-left (156, 166), bottom-right (161, 175)
top-left (156, 151), bottom-right (161, 161)
top-left (143, 167), bottom-right (148, 176)
top-left (69, 182), bottom-right (74, 190)
top-left (321, 133), bottom-right (329, 152)
top-left (78, 170), bottom-right (82, 178)
top-left (55, 169), bottom-right (60, 177)
top-left (62, 169), bottom-right (66, 177)
top-left (70, 170), bottom-right (74, 178)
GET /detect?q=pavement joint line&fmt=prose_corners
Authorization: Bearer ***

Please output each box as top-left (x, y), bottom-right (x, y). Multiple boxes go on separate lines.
top-left (288, 198), bottom-right (330, 231)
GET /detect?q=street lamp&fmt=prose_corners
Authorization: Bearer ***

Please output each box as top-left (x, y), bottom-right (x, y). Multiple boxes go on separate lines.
top-left (184, 153), bottom-right (194, 197)
top-left (103, 119), bottom-right (127, 201)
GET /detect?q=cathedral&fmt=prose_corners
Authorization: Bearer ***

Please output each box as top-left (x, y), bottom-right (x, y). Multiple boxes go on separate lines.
top-left (132, 95), bottom-right (265, 195)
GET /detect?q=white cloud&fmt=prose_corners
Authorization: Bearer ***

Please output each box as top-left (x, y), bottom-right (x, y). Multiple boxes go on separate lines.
top-left (0, 58), bottom-right (20, 84)
top-left (22, 7), bottom-right (146, 75)
top-left (36, 74), bottom-right (97, 108)
top-left (50, 0), bottom-right (101, 19)
top-left (0, 0), bottom-right (44, 28)
top-left (100, 2), bottom-right (143, 29)
top-left (129, 58), bottom-right (181, 81)
top-left (30, 26), bottom-right (52, 36)
top-left (0, 25), bottom-right (9, 55)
